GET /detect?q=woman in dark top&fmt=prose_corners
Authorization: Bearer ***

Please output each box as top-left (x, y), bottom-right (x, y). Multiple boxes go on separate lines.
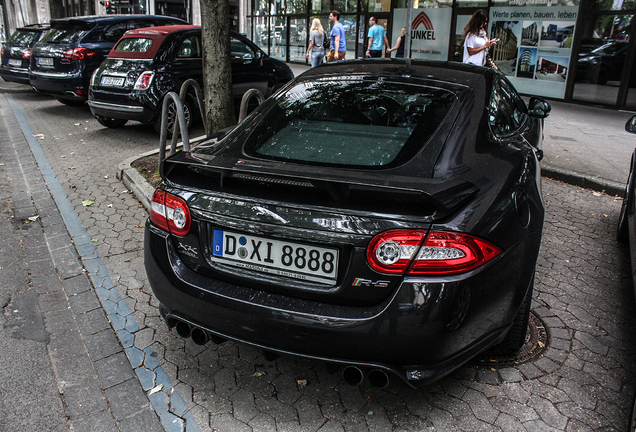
top-left (388, 27), bottom-right (406, 58)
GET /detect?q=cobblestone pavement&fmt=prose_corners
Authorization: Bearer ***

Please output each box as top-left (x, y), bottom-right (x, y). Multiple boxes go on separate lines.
top-left (6, 90), bottom-right (636, 431)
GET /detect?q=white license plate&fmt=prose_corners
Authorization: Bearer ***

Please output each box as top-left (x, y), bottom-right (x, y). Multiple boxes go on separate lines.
top-left (37, 57), bottom-right (53, 67)
top-left (100, 76), bottom-right (125, 87)
top-left (8, 59), bottom-right (22, 67)
top-left (210, 230), bottom-right (339, 285)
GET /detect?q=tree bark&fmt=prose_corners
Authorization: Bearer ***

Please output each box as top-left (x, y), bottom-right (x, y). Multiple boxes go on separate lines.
top-left (200, 0), bottom-right (236, 136)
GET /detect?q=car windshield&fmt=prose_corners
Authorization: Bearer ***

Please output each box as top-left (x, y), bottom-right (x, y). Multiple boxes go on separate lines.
top-left (243, 77), bottom-right (456, 168)
top-left (40, 26), bottom-right (87, 44)
top-left (8, 30), bottom-right (40, 46)
top-left (114, 37), bottom-right (153, 52)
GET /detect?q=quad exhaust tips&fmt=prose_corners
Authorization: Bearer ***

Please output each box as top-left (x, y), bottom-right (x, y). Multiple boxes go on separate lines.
top-left (342, 366), bottom-right (390, 388)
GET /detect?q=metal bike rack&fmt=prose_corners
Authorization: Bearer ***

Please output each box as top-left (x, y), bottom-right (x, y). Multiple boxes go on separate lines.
top-left (238, 88), bottom-right (265, 123)
top-left (159, 83), bottom-right (265, 164)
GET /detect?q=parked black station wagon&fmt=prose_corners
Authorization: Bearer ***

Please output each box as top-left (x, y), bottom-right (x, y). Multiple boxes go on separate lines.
top-left (144, 60), bottom-right (551, 387)
top-left (29, 15), bottom-right (185, 106)
top-left (0, 24), bottom-right (49, 85)
top-left (88, 25), bottom-right (294, 132)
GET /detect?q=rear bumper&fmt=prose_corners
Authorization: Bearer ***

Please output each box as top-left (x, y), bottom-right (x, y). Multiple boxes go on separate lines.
top-left (88, 100), bottom-right (154, 122)
top-left (145, 221), bottom-right (537, 385)
top-left (30, 70), bottom-right (87, 99)
top-left (88, 88), bottom-right (158, 123)
top-left (0, 66), bottom-right (30, 85)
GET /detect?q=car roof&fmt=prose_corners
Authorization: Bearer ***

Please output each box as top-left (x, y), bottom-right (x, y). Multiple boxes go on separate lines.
top-left (298, 59), bottom-right (491, 90)
top-left (125, 24), bottom-right (200, 37)
top-left (16, 24), bottom-right (50, 31)
top-left (51, 15), bottom-right (185, 26)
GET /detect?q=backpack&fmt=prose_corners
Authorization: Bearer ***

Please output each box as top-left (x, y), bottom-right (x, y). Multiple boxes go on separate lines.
top-left (322, 30), bottom-right (330, 51)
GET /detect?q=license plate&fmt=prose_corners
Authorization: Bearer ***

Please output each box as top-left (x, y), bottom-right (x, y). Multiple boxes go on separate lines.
top-left (8, 59), bottom-right (22, 67)
top-left (100, 76), bottom-right (125, 87)
top-left (210, 230), bottom-right (339, 285)
top-left (37, 57), bottom-right (53, 67)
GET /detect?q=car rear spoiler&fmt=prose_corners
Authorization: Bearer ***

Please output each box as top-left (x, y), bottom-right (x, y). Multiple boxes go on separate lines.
top-left (161, 154), bottom-right (479, 221)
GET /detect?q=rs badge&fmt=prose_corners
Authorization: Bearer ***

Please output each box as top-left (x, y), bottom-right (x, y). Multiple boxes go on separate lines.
top-left (352, 278), bottom-right (390, 288)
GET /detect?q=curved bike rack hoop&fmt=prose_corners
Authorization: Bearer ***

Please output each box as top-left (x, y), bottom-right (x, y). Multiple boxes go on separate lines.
top-left (238, 88), bottom-right (265, 123)
top-left (158, 91), bottom-right (189, 164)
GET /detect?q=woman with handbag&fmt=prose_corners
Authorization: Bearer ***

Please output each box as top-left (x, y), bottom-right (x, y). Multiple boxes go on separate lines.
top-left (463, 9), bottom-right (498, 66)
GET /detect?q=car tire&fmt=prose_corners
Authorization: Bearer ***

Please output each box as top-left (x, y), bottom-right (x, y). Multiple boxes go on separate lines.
top-left (95, 116), bottom-right (128, 129)
top-left (490, 276), bottom-right (533, 355)
top-left (153, 97), bottom-right (192, 136)
top-left (597, 67), bottom-right (609, 86)
top-left (55, 97), bottom-right (86, 106)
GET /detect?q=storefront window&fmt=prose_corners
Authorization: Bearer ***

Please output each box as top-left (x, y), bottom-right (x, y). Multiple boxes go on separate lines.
top-left (310, 0), bottom-right (331, 14)
top-left (360, 0), bottom-right (392, 12)
top-left (572, 13), bottom-right (633, 105)
top-left (455, 0), bottom-right (487, 7)
top-left (286, 0), bottom-right (307, 13)
top-left (288, 18), bottom-right (308, 62)
top-left (396, 0), bottom-right (451, 8)
top-left (490, 0), bottom-right (579, 5)
top-left (253, 0), bottom-right (268, 15)
top-left (272, 0), bottom-right (286, 14)
top-left (253, 17), bottom-right (269, 53)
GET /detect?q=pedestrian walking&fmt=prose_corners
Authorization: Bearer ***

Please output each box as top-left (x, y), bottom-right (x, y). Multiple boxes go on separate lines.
top-left (388, 27), bottom-right (406, 58)
top-left (326, 10), bottom-right (346, 62)
top-left (463, 9), bottom-right (497, 66)
top-left (366, 16), bottom-right (389, 58)
top-left (305, 18), bottom-right (325, 67)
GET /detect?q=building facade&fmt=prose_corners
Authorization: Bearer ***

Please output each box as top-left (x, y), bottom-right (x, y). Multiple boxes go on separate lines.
top-left (1, 0), bottom-right (635, 109)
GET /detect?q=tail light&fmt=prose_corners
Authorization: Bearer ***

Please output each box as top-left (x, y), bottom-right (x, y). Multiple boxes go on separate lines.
top-left (60, 47), bottom-right (98, 63)
top-left (23, 49), bottom-right (31, 59)
top-left (150, 190), bottom-right (191, 237)
top-left (1, 47), bottom-right (4, 56)
top-left (367, 230), bottom-right (501, 276)
top-left (133, 71), bottom-right (154, 90)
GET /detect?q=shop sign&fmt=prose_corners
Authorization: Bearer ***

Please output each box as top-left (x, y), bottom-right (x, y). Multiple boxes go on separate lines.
top-left (489, 6), bottom-right (579, 99)
top-left (391, 8), bottom-right (452, 61)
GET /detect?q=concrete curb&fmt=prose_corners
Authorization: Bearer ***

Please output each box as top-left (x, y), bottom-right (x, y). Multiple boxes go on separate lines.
top-left (541, 164), bottom-right (625, 197)
top-left (119, 154), bottom-right (626, 213)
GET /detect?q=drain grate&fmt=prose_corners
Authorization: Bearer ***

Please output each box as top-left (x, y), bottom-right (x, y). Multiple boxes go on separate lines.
top-left (472, 312), bottom-right (549, 368)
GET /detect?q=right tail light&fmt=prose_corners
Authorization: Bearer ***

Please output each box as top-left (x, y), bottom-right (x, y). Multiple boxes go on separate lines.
top-left (367, 230), bottom-right (501, 276)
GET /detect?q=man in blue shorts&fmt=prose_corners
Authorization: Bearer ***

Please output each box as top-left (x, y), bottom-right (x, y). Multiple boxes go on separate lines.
top-left (366, 16), bottom-right (389, 58)
top-left (327, 10), bottom-right (346, 62)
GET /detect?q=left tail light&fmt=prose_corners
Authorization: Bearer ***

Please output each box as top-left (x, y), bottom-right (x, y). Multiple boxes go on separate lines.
top-left (367, 230), bottom-right (502, 276)
top-left (150, 190), bottom-right (191, 237)
top-left (60, 47), bottom-right (98, 63)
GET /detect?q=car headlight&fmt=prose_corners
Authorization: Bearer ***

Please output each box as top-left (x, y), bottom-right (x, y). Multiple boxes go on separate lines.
top-left (578, 56), bottom-right (598, 64)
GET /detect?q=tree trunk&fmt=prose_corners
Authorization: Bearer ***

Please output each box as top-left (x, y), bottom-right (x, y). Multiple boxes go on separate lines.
top-left (200, 0), bottom-right (236, 136)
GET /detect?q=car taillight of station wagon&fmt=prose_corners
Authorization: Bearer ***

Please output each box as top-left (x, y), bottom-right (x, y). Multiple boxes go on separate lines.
top-left (60, 47), bottom-right (97, 63)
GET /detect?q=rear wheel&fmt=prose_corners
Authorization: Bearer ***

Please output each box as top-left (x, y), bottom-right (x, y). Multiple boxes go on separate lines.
top-left (491, 277), bottom-right (533, 355)
top-left (95, 116), bottom-right (128, 129)
top-left (55, 97), bottom-right (85, 106)
top-left (153, 97), bottom-right (192, 136)
top-left (617, 152), bottom-right (635, 243)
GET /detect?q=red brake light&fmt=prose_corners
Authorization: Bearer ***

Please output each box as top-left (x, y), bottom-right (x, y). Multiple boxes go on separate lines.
top-left (367, 230), bottom-right (501, 276)
top-left (60, 47), bottom-right (98, 63)
top-left (133, 71), bottom-right (155, 90)
top-left (150, 190), bottom-right (191, 236)
top-left (23, 49), bottom-right (31, 59)
top-left (1, 47), bottom-right (4, 56)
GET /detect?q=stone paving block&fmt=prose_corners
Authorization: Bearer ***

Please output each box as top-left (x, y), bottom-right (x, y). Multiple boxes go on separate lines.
top-left (71, 410), bottom-right (118, 432)
top-left (38, 290), bottom-right (68, 313)
top-left (62, 273), bottom-right (92, 295)
top-left (84, 328), bottom-right (124, 361)
top-left (32, 273), bottom-right (63, 294)
top-left (63, 378), bottom-right (109, 420)
top-left (68, 289), bottom-right (101, 315)
top-left (117, 408), bottom-right (164, 432)
top-left (95, 351), bottom-right (136, 389)
top-left (48, 329), bottom-right (87, 360)
top-left (104, 377), bottom-right (152, 421)
top-left (50, 352), bottom-right (96, 389)
top-left (76, 308), bottom-right (110, 336)
top-left (43, 307), bottom-right (77, 334)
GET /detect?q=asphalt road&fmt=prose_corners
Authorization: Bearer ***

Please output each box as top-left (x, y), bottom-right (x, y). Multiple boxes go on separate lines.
top-left (1, 88), bottom-right (636, 431)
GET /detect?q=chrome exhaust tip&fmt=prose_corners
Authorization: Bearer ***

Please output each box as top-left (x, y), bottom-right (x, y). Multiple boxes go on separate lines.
top-left (342, 366), bottom-right (364, 386)
top-left (367, 369), bottom-right (390, 389)
top-left (190, 327), bottom-right (210, 345)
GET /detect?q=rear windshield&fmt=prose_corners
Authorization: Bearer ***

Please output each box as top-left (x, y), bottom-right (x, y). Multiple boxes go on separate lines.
top-left (40, 26), bottom-right (87, 44)
top-left (243, 77), bottom-right (456, 168)
top-left (114, 37), bottom-right (153, 52)
top-left (8, 30), bottom-right (40, 47)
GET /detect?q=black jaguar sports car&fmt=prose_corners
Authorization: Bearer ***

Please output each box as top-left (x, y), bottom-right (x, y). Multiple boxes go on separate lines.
top-left (144, 59), bottom-right (551, 387)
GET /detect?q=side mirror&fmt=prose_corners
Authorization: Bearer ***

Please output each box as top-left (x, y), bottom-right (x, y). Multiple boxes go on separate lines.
top-left (528, 97), bottom-right (551, 119)
top-left (626, 114), bottom-right (636, 134)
